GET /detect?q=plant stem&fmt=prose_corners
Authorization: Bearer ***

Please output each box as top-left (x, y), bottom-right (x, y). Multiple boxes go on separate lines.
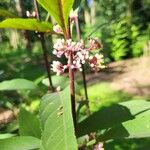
top-left (75, 16), bottom-right (88, 100)
top-left (67, 19), bottom-right (76, 133)
top-left (33, 0), bottom-right (54, 92)
top-left (81, 64), bottom-right (88, 100)
top-left (74, 16), bottom-right (89, 103)
top-left (69, 51), bottom-right (76, 132)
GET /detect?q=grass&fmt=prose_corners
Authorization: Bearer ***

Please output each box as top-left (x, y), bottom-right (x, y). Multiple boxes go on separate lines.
top-left (80, 82), bottom-right (132, 112)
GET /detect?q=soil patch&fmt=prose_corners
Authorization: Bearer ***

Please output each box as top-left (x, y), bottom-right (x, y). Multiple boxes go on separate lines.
top-left (85, 57), bottom-right (150, 97)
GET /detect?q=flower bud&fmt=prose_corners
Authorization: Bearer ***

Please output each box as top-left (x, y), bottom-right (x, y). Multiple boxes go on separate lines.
top-left (53, 24), bottom-right (63, 34)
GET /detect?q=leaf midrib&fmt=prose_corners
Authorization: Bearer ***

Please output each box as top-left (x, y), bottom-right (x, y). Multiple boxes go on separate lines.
top-left (58, 0), bottom-right (66, 29)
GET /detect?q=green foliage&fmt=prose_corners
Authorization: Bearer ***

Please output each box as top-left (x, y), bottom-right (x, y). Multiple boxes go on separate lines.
top-left (0, 0), bottom-right (150, 149)
top-left (0, 78), bottom-right (37, 91)
top-left (73, 0), bottom-right (82, 10)
top-left (130, 25), bottom-right (149, 57)
top-left (0, 136), bottom-right (41, 150)
top-left (42, 76), bottom-right (81, 94)
top-left (92, 0), bottom-right (150, 61)
top-left (101, 114), bottom-right (150, 140)
top-left (108, 17), bottom-right (129, 60)
top-left (42, 75), bottom-right (69, 89)
top-left (40, 87), bottom-right (78, 150)
top-left (77, 100), bottom-right (150, 141)
top-left (5, 120), bottom-right (19, 133)
top-left (0, 9), bottom-right (18, 18)
top-left (0, 134), bottom-right (16, 139)
top-left (19, 108), bottom-right (41, 139)
top-left (96, 0), bottom-right (129, 20)
top-left (80, 83), bottom-right (131, 112)
top-left (0, 18), bottom-right (54, 33)
top-left (104, 17), bottom-right (150, 60)
top-left (0, 51), bottom-right (45, 80)
top-left (37, 0), bottom-right (74, 30)
top-left (105, 138), bottom-right (150, 150)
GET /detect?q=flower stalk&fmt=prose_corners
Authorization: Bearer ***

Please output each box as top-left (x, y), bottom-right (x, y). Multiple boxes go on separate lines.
top-left (68, 51), bottom-right (76, 132)
top-left (74, 15), bottom-right (90, 113)
top-left (67, 20), bottom-right (76, 133)
top-left (51, 13), bottom-right (104, 134)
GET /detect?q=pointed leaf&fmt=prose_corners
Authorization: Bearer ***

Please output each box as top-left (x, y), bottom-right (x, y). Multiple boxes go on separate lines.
top-left (42, 75), bottom-right (69, 89)
top-left (19, 108), bottom-right (41, 138)
top-left (77, 100), bottom-right (150, 138)
top-left (37, 0), bottom-right (74, 30)
top-left (100, 114), bottom-right (150, 141)
top-left (0, 134), bottom-right (16, 140)
top-left (40, 87), bottom-right (78, 150)
top-left (0, 9), bottom-right (18, 18)
top-left (6, 120), bottom-right (19, 133)
top-left (0, 79), bottom-right (37, 91)
top-left (0, 18), bottom-right (54, 33)
top-left (42, 76), bottom-right (81, 93)
top-left (0, 136), bottom-right (41, 150)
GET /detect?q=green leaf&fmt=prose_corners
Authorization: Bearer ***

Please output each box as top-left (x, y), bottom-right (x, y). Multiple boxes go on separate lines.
top-left (0, 79), bottom-right (37, 91)
top-left (77, 100), bottom-right (150, 138)
top-left (100, 114), bottom-right (150, 141)
top-left (0, 18), bottom-right (54, 33)
top-left (19, 108), bottom-right (41, 139)
top-left (6, 120), bottom-right (19, 133)
top-left (0, 136), bottom-right (41, 150)
top-left (42, 76), bottom-right (81, 93)
top-left (0, 134), bottom-right (16, 140)
top-left (40, 87), bottom-right (78, 150)
top-left (0, 9), bottom-right (18, 18)
top-left (119, 100), bottom-right (150, 118)
top-left (37, 0), bottom-right (74, 30)
top-left (73, 0), bottom-right (82, 10)
top-left (42, 75), bottom-right (69, 89)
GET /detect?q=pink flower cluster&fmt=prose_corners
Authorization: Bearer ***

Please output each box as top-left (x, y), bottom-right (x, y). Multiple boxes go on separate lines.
top-left (51, 38), bottom-right (104, 75)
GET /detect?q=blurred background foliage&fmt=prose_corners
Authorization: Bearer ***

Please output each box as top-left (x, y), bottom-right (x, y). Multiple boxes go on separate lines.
top-left (0, 0), bottom-right (150, 150)
top-left (0, 0), bottom-right (150, 61)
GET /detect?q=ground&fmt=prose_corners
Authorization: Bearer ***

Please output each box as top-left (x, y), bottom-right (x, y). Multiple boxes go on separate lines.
top-left (86, 56), bottom-right (150, 98)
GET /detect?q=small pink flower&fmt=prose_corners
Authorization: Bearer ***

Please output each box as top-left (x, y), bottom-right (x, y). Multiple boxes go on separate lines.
top-left (93, 142), bottom-right (104, 150)
top-left (51, 61), bottom-right (64, 76)
top-left (89, 38), bottom-right (103, 50)
top-left (89, 54), bottom-right (104, 71)
top-left (53, 24), bottom-right (63, 34)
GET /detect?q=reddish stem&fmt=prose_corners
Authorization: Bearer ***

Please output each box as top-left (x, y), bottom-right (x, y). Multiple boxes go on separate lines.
top-left (69, 52), bottom-right (76, 132)
top-left (67, 19), bottom-right (76, 133)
